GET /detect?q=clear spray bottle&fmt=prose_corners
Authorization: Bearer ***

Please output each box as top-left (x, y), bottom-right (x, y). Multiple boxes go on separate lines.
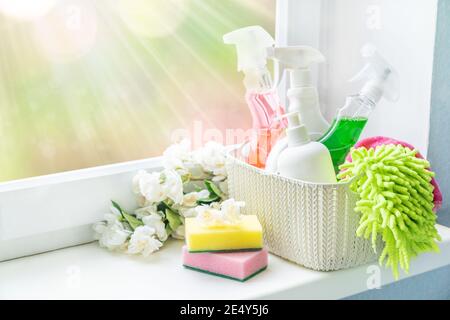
top-left (318, 44), bottom-right (399, 172)
top-left (223, 26), bottom-right (286, 168)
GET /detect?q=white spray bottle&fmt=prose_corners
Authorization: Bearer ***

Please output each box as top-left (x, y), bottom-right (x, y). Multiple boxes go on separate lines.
top-left (265, 46), bottom-right (329, 173)
top-left (276, 111), bottom-right (336, 183)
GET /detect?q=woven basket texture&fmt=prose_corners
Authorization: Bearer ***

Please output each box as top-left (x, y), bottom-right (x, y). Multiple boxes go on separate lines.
top-left (226, 155), bottom-right (380, 271)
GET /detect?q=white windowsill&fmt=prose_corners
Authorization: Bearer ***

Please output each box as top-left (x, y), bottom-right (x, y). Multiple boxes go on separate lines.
top-left (1, 224), bottom-right (450, 300)
top-left (0, 156), bottom-right (162, 192)
top-left (0, 157), bottom-right (164, 261)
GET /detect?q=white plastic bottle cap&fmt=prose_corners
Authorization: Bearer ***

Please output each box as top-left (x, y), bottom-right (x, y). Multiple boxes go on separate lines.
top-left (281, 111), bottom-right (310, 146)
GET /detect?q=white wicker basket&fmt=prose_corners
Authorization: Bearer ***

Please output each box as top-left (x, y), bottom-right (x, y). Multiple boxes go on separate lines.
top-left (226, 153), bottom-right (380, 271)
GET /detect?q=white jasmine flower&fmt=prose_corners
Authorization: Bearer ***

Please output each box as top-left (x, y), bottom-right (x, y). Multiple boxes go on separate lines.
top-left (220, 198), bottom-right (245, 224)
top-left (211, 171), bottom-right (227, 182)
top-left (136, 171), bottom-right (166, 203)
top-left (182, 193), bottom-right (198, 207)
top-left (182, 190), bottom-right (210, 207)
top-left (134, 204), bottom-right (158, 219)
top-left (209, 201), bottom-right (221, 210)
top-left (163, 139), bottom-right (192, 173)
top-left (194, 142), bottom-right (227, 181)
top-left (161, 169), bottom-right (184, 204)
top-left (93, 210), bottom-right (131, 251)
top-left (132, 172), bottom-right (152, 206)
top-left (127, 226), bottom-right (163, 257)
top-left (195, 205), bottom-right (222, 226)
top-left (142, 213), bottom-right (168, 241)
top-left (95, 141), bottom-right (238, 257)
top-left (186, 162), bottom-right (210, 180)
top-left (171, 225), bottom-right (185, 240)
top-left (132, 170), bottom-right (147, 194)
top-left (133, 169), bottom-right (183, 205)
top-left (132, 171), bottom-right (156, 207)
top-left (178, 207), bottom-right (197, 218)
top-left (93, 222), bottom-right (130, 251)
top-left (197, 189), bottom-right (210, 198)
top-left (136, 195), bottom-right (149, 208)
top-left (195, 199), bottom-right (245, 226)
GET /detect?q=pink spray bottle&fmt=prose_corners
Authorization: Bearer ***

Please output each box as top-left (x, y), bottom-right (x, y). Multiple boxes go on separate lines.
top-left (224, 26), bottom-right (286, 168)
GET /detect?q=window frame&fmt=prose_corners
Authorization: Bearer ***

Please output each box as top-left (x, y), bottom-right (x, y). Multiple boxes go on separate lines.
top-left (0, 0), bottom-right (443, 261)
top-left (275, 0), bottom-right (324, 107)
top-left (0, 1), bottom-right (284, 261)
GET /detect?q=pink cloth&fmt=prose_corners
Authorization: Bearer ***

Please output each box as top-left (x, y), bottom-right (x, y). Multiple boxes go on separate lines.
top-left (182, 246), bottom-right (268, 281)
top-left (344, 136), bottom-right (442, 212)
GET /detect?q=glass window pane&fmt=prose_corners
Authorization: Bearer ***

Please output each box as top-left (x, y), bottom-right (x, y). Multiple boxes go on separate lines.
top-left (0, 0), bottom-right (275, 182)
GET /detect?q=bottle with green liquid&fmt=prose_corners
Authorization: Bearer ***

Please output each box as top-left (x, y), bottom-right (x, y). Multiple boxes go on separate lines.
top-left (318, 44), bottom-right (399, 172)
top-left (319, 96), bottom-right (372, 172)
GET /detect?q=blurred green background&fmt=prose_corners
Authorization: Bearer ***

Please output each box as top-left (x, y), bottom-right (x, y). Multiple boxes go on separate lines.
top-left (0, 0), bottom-right (275, 182)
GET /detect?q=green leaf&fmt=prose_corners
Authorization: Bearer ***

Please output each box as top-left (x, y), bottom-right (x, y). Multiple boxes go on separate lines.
top-left (165, 208), bottom-right (182, 231)
top-left (197, 195), bottom-right (220, 204)
top-left (122, 212), bottom-right (143, 231)
top-left (158, 201), bottom-right (170, 213)
top-left (204, 180), bottom-right (225, 199)
top-left (111, 200), bottom-right (143, 231)
top-left (111, 200), bottom-right (125, 219)
top-left (165, 224), bottom-right (173, 237)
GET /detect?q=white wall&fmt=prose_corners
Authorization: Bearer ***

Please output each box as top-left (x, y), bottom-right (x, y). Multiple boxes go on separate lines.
top-left (277, 0), bottom-right (438, 155)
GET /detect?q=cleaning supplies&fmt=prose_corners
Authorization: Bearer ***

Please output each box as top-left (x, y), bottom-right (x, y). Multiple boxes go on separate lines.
top-left (182, 246), bottom-right (268, 282)
top-left (224, 26), bottom-right (286, 169)
top-left (265, 46), bottom-right (329, 173)
top-left (319, 44), bottom-right (399, 172)
top-left (184, 199), bottom-right (263, 253)
top-left (182, 199), bottom-right (267, 281)
top-left (185, 215), bottom-right (263, 252)
top-left (338, 144), bottom-right (441, 279)
top-left (269, 46), bottom-right (330, 139)
top-left (276, 111), bottom-right (336, 183)
top-left (345, 136), bottom-right (443, 211)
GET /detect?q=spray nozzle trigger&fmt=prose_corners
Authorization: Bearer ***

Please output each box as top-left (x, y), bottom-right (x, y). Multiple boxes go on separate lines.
top-left (276, 111), bottom-right (302, 128)
top-left (267, 46), bottom-right (325, 90)
top-left (350, 43), bottom-right (400, 103)
top-left (223, 26), bottom-right (275, 72)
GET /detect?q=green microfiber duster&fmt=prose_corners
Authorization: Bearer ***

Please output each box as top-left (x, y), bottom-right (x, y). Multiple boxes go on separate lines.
top-left (337, 144), bottom-right (441, 279)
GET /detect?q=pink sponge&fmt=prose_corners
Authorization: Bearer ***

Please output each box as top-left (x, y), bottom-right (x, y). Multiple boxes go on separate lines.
top-left (344, 136), bottom-right (443, 211)
top-left (182, 245), bottom-right (268, 282)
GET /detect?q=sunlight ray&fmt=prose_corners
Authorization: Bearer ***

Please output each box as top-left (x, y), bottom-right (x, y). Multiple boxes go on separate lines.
top-left (0, 0), bottom-right (276, 181)
top-left (95, 3), bottom-right (197, 128)
top-left (109, 1), bottom-right (239, 123)
top-left (113, 24), bottom-right (217, 127)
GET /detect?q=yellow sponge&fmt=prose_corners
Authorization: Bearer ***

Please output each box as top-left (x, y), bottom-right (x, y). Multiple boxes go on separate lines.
top-left (185, 215), bottom-right (263, 252)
